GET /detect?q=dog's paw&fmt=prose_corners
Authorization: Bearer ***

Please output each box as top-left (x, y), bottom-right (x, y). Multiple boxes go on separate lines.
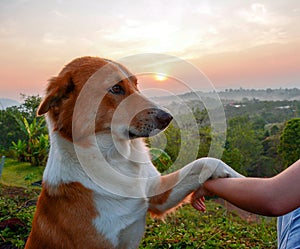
top-left (211, 161), bottom-right (243, 179)
top-left (197, 157), bottom-right (244, 184)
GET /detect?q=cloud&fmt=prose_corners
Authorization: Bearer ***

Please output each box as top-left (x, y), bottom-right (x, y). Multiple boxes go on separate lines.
top-left (50, 9), bottom-right (69, 19)
top-left (42, 32), bottom-right (66, 45)
top-left (0, 0), bottom-right (300, 101)
top-left (242, 3), bottom-right (268, 24)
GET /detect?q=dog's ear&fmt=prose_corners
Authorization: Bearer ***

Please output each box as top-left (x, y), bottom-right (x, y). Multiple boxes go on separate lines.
top-left (37, 72), bottom-right (75, 116)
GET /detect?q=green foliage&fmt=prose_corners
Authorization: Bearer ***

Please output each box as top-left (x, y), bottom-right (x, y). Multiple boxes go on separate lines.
top-left (11, 140), bottom-right (27, 162)
top-left (140, 203), bottom-right (276, 248)
top-left (278, 118), bottom-right (300, 168)
top-left (159, 123), bottom-right (181, 163)
top-left (148, 114), bottom-right (212, 172)
top-left (24, 173), bottom-right (38, 183)
top-left (0, 184), bottom-right (39, 248)
top-left (0, 197), bottom-right (35, 248)
top-left (1, 158), bottom-right (44, 187)
top-left (0, 94), bottom-right (43, 151)
top-left (222, 147), bottom-right (245, 174)
top-left (0, 107), bottom-right (26, 150)
top-left (1, 94), bottom-right (299, 175)
top-left (10, 116), bottom-right (49, 166)
top-left (1, 95), bottom-right (297, 248)
top-left (18, 94), bottom-right (42, 121)
top-left (223, 99), bottom-right (299, 123)
top-left (149, 107), bottom-right (296, 177)
top-left (5, 96), bottom-right (49, 166)
top-left (150, 148), bottom-right (173, 173)
top-left (270, 125), bottom-right (280, 136)
top-left (197, 126), bottom-right (212, 158)
top-left (221, 116), bottom-right (264, 176)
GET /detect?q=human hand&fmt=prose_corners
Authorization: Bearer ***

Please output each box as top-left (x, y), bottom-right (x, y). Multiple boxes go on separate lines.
top-left (192, 196), bottom-right (206, 212)
top-left (191, 186), bottom-right (214, 212)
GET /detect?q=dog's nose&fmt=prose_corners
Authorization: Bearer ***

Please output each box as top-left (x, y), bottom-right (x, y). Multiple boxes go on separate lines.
top-left (156, 110), bottom-right (173, 129)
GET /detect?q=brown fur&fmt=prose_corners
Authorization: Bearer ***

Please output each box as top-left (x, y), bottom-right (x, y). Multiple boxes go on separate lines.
top-left (37, 57), bottom-right (136, 141)
top-left (148, 171), bottom-right (191, 218)
top-left (25, 183), bottom-right (114, 249)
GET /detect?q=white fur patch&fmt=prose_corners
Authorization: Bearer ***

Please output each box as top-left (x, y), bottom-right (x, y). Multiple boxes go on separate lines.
top-left (43, 116), bottom-right (162, 245)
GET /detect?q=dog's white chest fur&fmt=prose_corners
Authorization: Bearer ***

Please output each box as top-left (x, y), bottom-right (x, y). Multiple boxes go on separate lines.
top-left (43, 131), bottom-right (159, 247)
top-left (93, 195), bottom-right (148, 247)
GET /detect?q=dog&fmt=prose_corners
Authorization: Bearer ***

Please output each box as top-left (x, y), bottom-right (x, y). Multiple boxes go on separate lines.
top-left (25, 56), bottom-right (242, 249)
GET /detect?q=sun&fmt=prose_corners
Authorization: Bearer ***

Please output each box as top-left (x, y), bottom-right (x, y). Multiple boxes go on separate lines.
top-left (154, 74), bottom-right (168, 82)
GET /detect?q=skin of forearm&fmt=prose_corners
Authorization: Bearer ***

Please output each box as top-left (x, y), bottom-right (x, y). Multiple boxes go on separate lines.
top-left (202, 160), bottom-right (300, 216)
top-left (203, 178), bottom-right (281, 216)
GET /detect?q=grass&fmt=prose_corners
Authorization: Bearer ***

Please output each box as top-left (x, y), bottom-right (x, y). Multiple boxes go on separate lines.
top-left (0, 184), bottom-right (40, 248)
top-left (0, 159), bottom-right (278, 248)
top-left (141, 203), bottom-right (277, 248)
top-left (0, 158), bottom-right (44, 187)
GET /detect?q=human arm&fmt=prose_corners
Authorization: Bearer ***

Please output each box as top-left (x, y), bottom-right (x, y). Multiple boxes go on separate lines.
top-left (192, 160), bottom-right (300, 216)
top-left (148, 158), bottom-right (240, 216)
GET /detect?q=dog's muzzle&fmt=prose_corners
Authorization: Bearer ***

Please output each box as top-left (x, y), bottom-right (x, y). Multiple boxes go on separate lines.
top-left (128, 108), bottom-right (173, 139)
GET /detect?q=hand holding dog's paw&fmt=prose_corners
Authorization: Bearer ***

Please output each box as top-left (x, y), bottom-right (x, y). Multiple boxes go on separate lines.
top-left (191, 186), bottom-right (214, 212)
top-left (192, 196), bottom-right (206, 212)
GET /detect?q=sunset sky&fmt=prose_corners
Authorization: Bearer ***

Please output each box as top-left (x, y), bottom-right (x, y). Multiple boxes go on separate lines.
top-left (1, 0), bottom-right (300, 101)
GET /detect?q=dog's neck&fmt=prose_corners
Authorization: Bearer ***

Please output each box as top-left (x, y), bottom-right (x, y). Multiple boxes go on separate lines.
top-left (43, 118), bottom-right (159, 197)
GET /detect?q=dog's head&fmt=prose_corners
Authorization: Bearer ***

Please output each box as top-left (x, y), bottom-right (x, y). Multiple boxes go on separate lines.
top-left (38, 56), bottom-right (172, 142)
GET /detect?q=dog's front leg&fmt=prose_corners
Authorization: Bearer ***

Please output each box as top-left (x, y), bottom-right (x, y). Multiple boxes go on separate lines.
top-left (148, 157), bottom-right (243, 216)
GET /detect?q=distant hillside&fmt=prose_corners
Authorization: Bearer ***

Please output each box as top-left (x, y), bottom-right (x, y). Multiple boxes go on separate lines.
top-left (152, 88), bottom-right (300, 105)
top-left (150, 88), bottom-right (300, 118)
top-left (0, 98), bottom-right (20, 110)
top-left (218, 88), bottom-right (300, 101)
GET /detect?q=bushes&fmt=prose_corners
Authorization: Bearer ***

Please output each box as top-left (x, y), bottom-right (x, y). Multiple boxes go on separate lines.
top-left (0, 184), bottom-right (39, 248)
top-left (0, 95), bottom-right (49, 166)
top-left (11, 117), bottom-right (49, 166)
top-left (278, 118), bottom-right (300, 168)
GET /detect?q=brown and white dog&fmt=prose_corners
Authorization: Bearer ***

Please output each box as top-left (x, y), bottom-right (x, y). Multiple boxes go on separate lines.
top-left (25, 56), bottom-right (241, 249)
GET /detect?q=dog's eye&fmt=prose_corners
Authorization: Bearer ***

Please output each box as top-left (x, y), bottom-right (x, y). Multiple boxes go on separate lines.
top-left (109, 84), bottom-right (124, 95)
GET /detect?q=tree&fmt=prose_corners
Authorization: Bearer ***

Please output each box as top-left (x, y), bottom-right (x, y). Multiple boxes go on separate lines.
top-left (278, 118), bottom-right (300, 168)
top-left (11, 116), bottom-right (49, 166)
top-left (0, 107), bottom-right (25, 150)
top-left (18, 94), bottom-right (42, 122)
top-left (222, 116), bottom-right (264, 176)
top-left (0, 95), bottom-right (43, 151)
top-left (0, 95), bottom-right (49, 166)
